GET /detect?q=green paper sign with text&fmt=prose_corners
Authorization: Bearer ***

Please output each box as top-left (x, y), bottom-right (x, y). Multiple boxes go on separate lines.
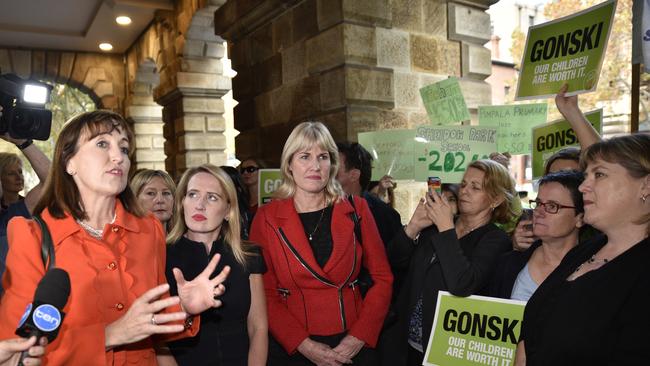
top-left (515, 0), bottom-right (616, 100)
top-left (531, 109), bottom-right (603, 178)
top-left (358, 129), bottom-right (417, 180)
top-left (424, 292), bottom-right (526, 366)
top-left (258, 169), bottom-right (282, 206)
top-left (420, 78), bottom-right (471, 125)
top-left (478, 104), bottom-right (548, 155)
top-left (414, 125), bottom-right (497, 183)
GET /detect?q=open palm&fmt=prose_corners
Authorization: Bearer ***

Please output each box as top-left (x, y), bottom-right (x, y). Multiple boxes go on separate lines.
top-left (173, 254), bottom-right (231, 315)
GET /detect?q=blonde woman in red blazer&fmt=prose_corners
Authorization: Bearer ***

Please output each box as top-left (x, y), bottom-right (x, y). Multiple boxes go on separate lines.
top-left (250, 122), bottom-right (393, 366)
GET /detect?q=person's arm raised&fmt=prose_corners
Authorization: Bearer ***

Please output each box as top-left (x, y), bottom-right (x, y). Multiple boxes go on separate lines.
top-left (555, 84), bottom-right (601, 150)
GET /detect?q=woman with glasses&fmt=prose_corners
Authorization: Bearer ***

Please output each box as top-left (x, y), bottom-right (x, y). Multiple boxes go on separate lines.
top-left (516, 134), bottom-right (650, 365)
top-left (239, 158), bottom-right (265, 216)
top-left (489, 170), bottom-right (584, 301)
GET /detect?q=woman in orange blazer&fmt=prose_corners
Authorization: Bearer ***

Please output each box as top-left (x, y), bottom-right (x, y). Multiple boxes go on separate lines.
top-left (249, 122), bottom-right (393, 366)
top-left (0, 111), bottom-right (229, 365)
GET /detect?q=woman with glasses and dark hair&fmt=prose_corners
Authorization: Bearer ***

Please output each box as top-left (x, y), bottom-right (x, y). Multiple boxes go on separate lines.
top-left (239, 158), bottom-right (266, 216)
top-left (516, 134), bottom-right (650, 365)
top-left (489, 170), bottom-right (585, 301)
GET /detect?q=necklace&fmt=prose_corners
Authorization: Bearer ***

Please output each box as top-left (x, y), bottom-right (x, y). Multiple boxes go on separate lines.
top-left (77, 213), bottom-right (117, 239)
top-left (307, 207), bottom-right (326, 241)
top-left (573, 254), bottom-right (609, 274)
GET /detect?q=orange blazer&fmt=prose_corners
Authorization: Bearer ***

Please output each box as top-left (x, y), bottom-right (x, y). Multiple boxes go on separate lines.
top-left (0, 200), bottom-right (198, 365)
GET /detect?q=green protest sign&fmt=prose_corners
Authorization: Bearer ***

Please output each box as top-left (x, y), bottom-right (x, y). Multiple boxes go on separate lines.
top-left (531, 109), bottom-right (603, 178)
top-left (358, 129), bottom-right (417, 180)
top-left (420, 78), bottom-right (471, 125)
top-left (478, 104), bottom-right (548, 155)
top-left (258, 169), bottom-right (282, 206)
top-left (414, 125), bottom-right (497, 183)
top-left (515, 0), bottom-right (617, 100)
top-left (424, 292), bottom-right (526, 366)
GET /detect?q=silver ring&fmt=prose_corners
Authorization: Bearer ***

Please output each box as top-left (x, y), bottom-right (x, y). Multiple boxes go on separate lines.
top-left (151, 314), bottom-right (157, 325)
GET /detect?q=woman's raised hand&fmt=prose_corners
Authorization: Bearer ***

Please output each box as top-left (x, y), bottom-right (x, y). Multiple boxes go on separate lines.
top-left (173, 253), bottom-right (231, 315)
top-left (404, 197), bottom-right (434, 239)
top-left (423, 191), bottom-right (455, 232)
top-left (104, 284), bottom-right (187, 349)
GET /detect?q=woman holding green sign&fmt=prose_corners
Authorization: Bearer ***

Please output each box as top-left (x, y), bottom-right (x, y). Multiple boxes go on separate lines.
top-left (388, 159), bottom-right (516, 366)
top-left (517, 134), bottom-right (650, 365)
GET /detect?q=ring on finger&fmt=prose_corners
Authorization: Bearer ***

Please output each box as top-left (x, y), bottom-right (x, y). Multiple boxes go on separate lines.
top-left (151, 314), bottom-right (157, 325)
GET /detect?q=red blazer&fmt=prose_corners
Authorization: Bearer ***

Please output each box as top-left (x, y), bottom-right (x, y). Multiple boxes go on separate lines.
top-left (0, 201), bottom-right (198, 366)
top-left (249, 196), bottom-right (393, 354)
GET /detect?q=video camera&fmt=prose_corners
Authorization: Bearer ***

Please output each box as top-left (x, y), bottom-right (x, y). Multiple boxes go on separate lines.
top-left (0, 73), bottom-right (53, 140)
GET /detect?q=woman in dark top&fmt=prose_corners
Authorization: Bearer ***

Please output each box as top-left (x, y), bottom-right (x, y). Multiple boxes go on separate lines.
top-left (388, 159), bottom-right (516, 366)
top-left (490, 170), bottom-right (584, 300)
top-left (517, 134), bottom-right (650, 366)
top-left (165, 164), bottom-right (268, 366)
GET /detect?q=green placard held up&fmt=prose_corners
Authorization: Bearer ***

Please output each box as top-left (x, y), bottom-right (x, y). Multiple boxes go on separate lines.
top-left (531, 109), bottom-right (603, 178)
top-left (420, 78), bottom-right (471, 125)
top-left (258, 169), bottom-right (282, 206)
top-left (515, 0), bottom-right (617, 100)
top-left (478, 104), bottom-right (548, 155)
top-left (358, 129), bottom-right (417, 180)
top-left (424, 292), bottom-right (526, 366)
top-left (413, 125), bottom-right (497, 183)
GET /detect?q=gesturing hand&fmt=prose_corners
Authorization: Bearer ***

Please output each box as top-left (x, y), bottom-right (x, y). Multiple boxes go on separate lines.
top-left (555, 83), bottom-right (580, 118)
top-left (105, 284), bottom-right (187, 349)
top-left (297, 338), bottom-right (352, 366)
top-left (404, 197), bottom-right (434, 239)
top-left (173, 253), bottom-right (230, 315)
top-left (332, 335), bottom-right (364, 361)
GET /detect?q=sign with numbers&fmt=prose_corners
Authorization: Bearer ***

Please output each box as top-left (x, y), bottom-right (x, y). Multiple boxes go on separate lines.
top-left (414, 125), bottom-right (498, 183)
top-left (358, 129), bottom-right (418, 180)
top-left (478, 103), bottom-right (548, 155)
top-left (420, 78), bottom-right (471, 125)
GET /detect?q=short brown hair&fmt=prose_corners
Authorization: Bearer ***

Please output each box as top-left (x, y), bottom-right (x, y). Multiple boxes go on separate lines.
top-left (34, 110), bottom-right (144, 219)
top-left (467, 159), bottom-right (517, 224)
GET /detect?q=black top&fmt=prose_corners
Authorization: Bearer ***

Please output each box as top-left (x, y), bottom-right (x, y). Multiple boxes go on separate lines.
top-left (488, 241), bottom-right (542, 299)
top-left (521, 235), bottom-right (650, 366)
top-left (386, 223), bottom-right (511, 366)
top-left (166, 236), bottom-right (266, 366)
top-left (298, 206), bottom-right (333, 268)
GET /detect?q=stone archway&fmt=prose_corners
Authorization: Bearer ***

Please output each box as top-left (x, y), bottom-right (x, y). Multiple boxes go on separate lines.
top-left (0, 48), bottom-right (124, 111)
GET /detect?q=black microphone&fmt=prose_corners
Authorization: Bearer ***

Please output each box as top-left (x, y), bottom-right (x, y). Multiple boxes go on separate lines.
top-left (15, 268), bottom-right (70, 365)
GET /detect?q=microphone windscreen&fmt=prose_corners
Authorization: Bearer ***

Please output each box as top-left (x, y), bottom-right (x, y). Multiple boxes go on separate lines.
top-left (33, 268), bottom-right (70, 309)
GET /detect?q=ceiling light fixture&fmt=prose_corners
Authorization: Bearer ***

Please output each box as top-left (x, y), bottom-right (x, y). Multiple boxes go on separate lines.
top-left (115, 16), bottom-right (132, 25)
top-left (99, 43), bottom-right (113, 52)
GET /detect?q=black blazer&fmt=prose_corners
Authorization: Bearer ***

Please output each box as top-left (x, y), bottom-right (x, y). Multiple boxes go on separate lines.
top-left (386, 223), bottom-right (512, 365)
top-left (489, 240), bottom-right (542, 299)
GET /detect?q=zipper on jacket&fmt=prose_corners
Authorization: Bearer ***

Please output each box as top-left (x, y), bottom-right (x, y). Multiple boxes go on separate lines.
top-left (277, 227), bottom-right (358, 331)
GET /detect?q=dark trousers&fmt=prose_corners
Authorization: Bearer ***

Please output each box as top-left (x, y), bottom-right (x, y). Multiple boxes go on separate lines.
top-left (268, 333), bottom-right (377, 366)
top-left (406, 345), bottom-right (424, 366)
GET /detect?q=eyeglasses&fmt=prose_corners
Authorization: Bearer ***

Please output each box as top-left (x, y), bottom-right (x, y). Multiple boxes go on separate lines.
top-left (240, 166), bottom-right (259, 174)
top-left (529, 200), bottom-right (576, 214)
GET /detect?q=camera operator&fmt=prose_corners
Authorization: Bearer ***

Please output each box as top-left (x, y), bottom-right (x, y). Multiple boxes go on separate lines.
top-left (0, 106), bottom-right (51, 294)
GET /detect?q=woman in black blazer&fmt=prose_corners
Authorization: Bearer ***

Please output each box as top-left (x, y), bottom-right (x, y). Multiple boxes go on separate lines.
top-left (388, 159), bottom-right (517, 366)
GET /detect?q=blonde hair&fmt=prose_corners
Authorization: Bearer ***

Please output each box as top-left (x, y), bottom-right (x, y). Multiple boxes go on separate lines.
top-left (167, 164), bottom-right (253, 267)
top-left (581, 134), bottom-right (650, 233)
top-left (466, 159), bottom-right (517, 224)
top-left (0, 152), bottom-right (22, 176)
top-left (130, 169), bottom-right (176, 197)
top-left (274, 122), bottom-right (345, 205)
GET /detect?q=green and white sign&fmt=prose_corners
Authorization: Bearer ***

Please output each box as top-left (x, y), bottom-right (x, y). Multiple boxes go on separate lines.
top-left (424, 292), bottom-right (526, 366)
top-left (420, 78), bottom-right (471, 125)
top-left (258, 169), bottom-right (282, 206)
top-left (414, 125), bottom-right (497, 183)
top-left (531, 109), bottom-right (603, 178)
top-left (478, 104), bottom-right (548, 155)
top-left (515, 0), bottom-right (617, 100)
top-left (358, 129), bottom-right (417, 180)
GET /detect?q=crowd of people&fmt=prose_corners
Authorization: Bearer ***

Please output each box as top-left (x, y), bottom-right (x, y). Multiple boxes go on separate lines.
top-left (0, 87), bottom-right (647, 366)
